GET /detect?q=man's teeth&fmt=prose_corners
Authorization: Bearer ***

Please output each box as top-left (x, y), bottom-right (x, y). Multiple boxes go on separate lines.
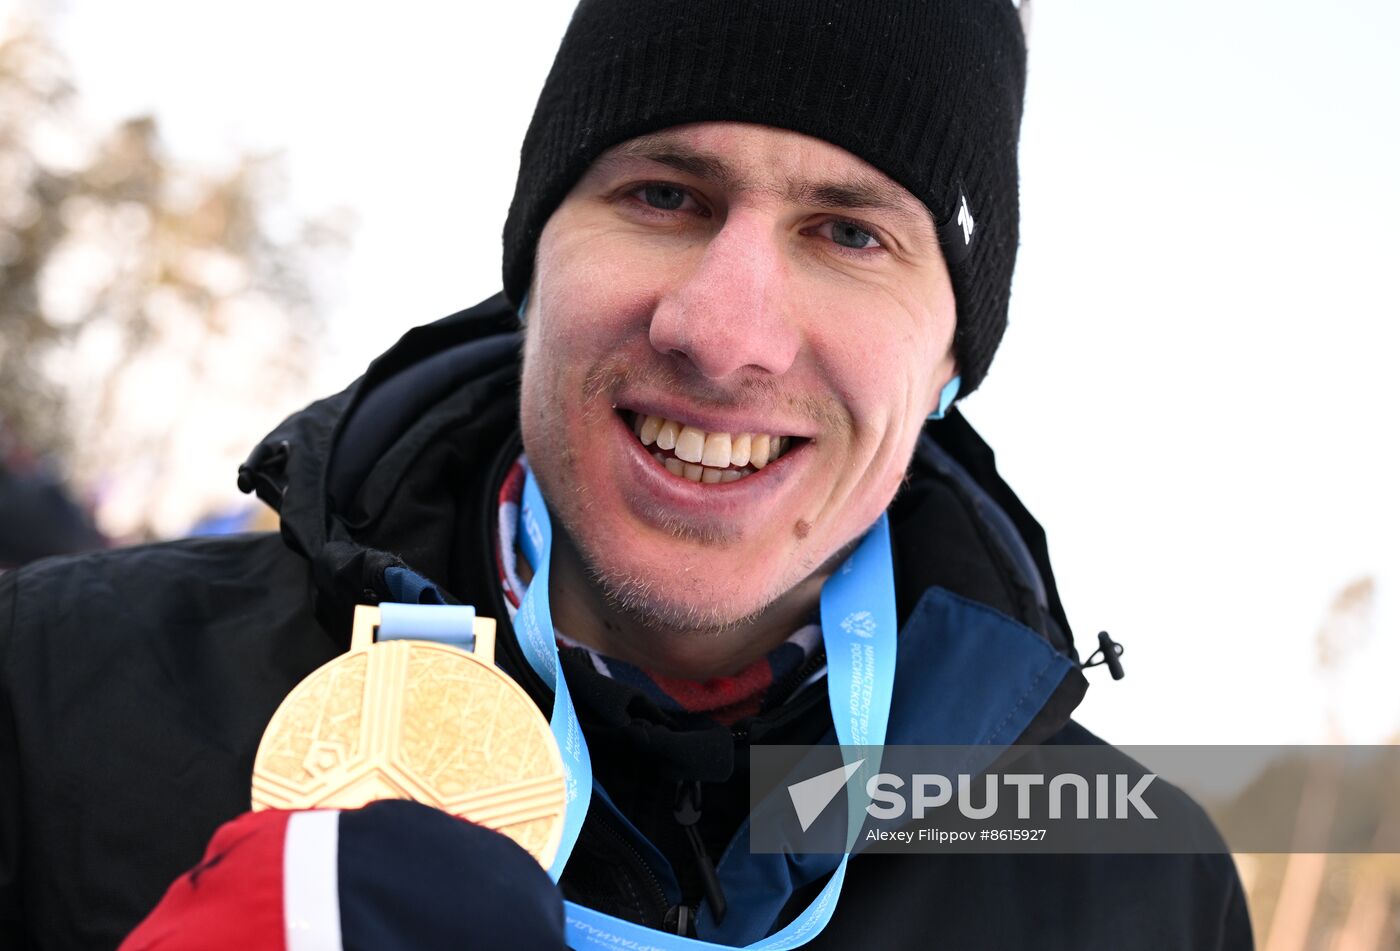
top-left (730, 433), bottom-right (751, 467)
top-left (635, 414), bottom-right (792, 483)
top-left (654, 418), bottom-right (679, 451)
top-left (699, 431), bottom-right (729, 468)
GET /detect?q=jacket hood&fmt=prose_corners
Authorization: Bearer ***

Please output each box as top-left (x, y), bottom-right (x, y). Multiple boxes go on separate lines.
top-left (238, 295), bottom-right (522, 633)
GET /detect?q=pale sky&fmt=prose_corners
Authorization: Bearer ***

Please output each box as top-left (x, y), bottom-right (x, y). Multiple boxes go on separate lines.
top-left (26, 0), bottom-right (1400, 744)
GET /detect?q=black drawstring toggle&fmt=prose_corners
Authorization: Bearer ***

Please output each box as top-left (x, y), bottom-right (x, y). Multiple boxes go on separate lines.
top-left (1082, 631), bottom-right (1126, 680)
top-left (674, 781), bottom-right (728, 924)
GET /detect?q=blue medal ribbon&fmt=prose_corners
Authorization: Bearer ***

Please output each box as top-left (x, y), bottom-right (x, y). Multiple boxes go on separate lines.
top-left (387, 463), bottom-right (900, 948)
top-left (513, 470), bottom-right (593, 881)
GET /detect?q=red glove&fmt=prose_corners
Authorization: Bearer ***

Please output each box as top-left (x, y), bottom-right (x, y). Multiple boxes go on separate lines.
top-left (122, 801), bottom-right (565, 950)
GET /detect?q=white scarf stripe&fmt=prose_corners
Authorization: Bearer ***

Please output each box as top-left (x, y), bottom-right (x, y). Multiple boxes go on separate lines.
top-left (283, 810), bottom-right (344, 951)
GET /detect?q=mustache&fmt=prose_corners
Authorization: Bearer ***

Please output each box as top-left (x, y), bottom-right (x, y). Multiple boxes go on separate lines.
top-left (581, 353), bottom-right (848, 432)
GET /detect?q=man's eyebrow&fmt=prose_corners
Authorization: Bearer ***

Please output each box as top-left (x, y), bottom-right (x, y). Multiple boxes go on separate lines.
top-left (786, 178), bottom-right (933, 234)
top-left (605, 136), bottom-right (739, 188)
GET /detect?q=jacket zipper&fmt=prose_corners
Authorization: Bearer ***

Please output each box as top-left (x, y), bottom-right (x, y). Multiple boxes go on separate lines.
top-left (730, 647), bottom-right (829, 746)
top-left (591, 808), bottom-right (692, 933)
top-left (770, 648), bottom-right (829, 703)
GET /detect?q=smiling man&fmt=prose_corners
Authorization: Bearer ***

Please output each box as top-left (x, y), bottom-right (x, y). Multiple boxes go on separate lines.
top-left (0, 1), bottom-right (1253, 949)
top-left (520, 122), bottom-right (959, 678)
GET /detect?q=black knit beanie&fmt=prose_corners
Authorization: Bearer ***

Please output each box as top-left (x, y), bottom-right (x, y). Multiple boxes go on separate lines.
top-left (502, 0), bottom-right (1027, 398)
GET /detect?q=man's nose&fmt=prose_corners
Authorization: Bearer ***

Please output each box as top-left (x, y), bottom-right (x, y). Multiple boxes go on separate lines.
top-left (647, 214), bottom-right (801, 381)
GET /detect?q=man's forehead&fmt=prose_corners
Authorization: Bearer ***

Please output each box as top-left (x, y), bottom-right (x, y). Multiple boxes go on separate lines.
top-left (591, 124), bottom-right (937, 238)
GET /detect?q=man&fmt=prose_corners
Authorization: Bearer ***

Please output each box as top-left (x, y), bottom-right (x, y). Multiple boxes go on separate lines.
top-left (0, 0), bottom-right (1253, 947)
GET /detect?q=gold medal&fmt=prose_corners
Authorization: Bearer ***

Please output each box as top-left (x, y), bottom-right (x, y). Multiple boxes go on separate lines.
top-left (252, 605), bottom-right (567, 868)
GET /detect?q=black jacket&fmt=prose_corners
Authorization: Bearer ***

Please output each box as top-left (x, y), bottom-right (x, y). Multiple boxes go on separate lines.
top-left (0, 294), bottom-right (1252, 949)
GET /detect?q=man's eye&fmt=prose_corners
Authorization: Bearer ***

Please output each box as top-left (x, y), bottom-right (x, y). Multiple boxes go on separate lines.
top-left (640, 185), bottom-right (689, 211)
top-left (826, 220), bottom-right (880, 250)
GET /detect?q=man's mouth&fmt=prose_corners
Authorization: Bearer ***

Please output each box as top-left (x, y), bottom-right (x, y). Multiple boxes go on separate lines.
top-left (624, 411), bottom-right (797, 484)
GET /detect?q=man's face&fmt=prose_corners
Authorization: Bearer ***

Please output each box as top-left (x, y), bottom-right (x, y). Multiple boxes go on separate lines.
top-left (520, 122), bottom-right (957, 636)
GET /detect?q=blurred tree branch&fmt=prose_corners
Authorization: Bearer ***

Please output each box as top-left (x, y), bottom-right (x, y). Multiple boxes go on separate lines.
top-left (0, 15), bottom-right (347, 539)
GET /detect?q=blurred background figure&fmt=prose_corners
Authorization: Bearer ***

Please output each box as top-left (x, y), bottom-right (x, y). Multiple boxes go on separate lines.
top-left (0, 421), bottom-right (104, 567)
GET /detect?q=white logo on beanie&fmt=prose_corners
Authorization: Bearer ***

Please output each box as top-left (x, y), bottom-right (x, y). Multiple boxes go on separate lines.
top-left (957, 193), bottom-right (975, 246)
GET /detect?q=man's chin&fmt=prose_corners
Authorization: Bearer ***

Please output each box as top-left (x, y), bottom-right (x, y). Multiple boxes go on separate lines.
top-left (586, 561), bottom-right (775, 639)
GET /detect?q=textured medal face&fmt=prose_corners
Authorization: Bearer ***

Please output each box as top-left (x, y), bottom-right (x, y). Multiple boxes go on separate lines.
top-left (252, 640), bottom-right (567, 868)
